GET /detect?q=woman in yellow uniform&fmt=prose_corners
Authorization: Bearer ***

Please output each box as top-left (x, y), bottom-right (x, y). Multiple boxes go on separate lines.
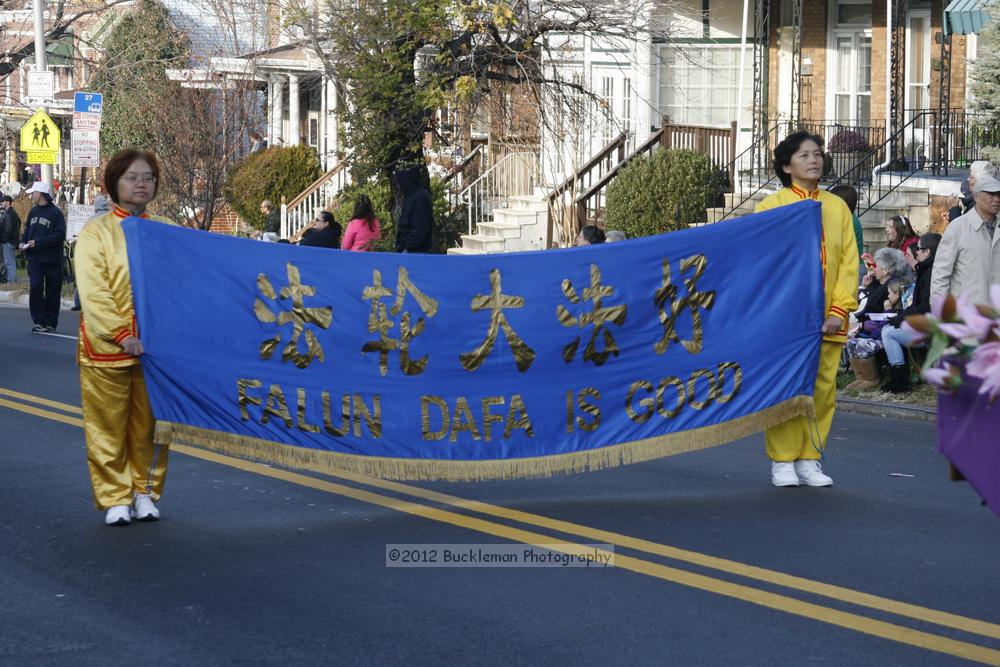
top-left (755, 132), bottom-right (859, 487)
top-left (75, 150), bottom-right (175, 526)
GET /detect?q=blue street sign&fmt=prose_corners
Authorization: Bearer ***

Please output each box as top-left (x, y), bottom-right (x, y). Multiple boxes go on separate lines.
top-left (74, 92), bottom-right (103, 115)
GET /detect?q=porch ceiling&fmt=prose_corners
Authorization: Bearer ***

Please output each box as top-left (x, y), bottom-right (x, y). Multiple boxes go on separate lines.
top-left (945, 0), bottom-right (995, 35)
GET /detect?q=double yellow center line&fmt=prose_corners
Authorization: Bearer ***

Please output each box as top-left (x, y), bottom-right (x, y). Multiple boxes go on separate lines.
top-left (2, 386), bottom-right (998, 664)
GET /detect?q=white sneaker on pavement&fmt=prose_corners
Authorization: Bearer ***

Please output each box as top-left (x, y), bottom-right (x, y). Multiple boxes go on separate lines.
top-left (771, 461), bottom-right (800, 487)
top-left (132, 493), bottom-right (160, 521)
top-left (794, 459), bottom-right (833, 487)
top-left (105, 505), bottom-right (132, 526)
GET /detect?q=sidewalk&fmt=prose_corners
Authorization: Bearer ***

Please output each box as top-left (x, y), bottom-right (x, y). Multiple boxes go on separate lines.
top-left (0, 285), bottom-right (75, 310)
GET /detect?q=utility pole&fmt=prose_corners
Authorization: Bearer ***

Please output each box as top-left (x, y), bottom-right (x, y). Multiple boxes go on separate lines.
top-left (32, 0), bottom-right (53, 183)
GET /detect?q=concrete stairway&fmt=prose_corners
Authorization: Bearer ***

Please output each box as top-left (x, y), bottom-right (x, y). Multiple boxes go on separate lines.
top-left (446, 195), bottom-right (549, 255)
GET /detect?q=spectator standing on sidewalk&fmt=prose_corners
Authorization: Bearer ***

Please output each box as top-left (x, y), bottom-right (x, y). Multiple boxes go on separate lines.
top-left (931, 174), bottom-right (1000, 306)
top-left (75, 149), bottom-right (176, 527)
top-left (393, 167), bottom-right (433, 253)
top-left (754, 131), bottom-right (859, 488)
top-left (19, 181), bottom-right (66, 332)
top-left (0, 194), bottom-right (21, 283)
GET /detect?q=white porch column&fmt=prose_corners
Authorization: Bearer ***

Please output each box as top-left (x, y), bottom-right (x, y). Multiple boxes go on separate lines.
top-left (325, 76), bottom-right (339, 166)
top-left (269, 75), bottom-right (284, 147)
top-left (288, 73), bottom-right (300, 146)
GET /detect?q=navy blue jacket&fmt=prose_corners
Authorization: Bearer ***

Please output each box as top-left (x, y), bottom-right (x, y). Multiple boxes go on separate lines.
top-left (21, 200), bottom-right (66, 264)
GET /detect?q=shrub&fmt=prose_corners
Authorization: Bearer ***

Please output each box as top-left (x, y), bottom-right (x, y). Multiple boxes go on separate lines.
top-left (827, 130), bottom-right (872, 153)
top-left (223, 146), bottom-right (323, 229)
top-left (330, 175), bottom-right (460, 253)
top-left (603, 149), bottom-right (723, 238)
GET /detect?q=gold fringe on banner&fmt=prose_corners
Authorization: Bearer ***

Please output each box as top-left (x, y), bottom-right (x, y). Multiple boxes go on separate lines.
top-left (154, 396), bottom-right (814, 482)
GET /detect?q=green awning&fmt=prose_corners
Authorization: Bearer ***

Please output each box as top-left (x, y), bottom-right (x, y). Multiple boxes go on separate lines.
top-left (944, 0), bottom-right (994, 35)
top-left (27, 32), bottom-right (74, 67)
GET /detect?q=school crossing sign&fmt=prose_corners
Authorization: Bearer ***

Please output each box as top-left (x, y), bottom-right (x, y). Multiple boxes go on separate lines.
top-left (19, 109), bottom-right (61, 164)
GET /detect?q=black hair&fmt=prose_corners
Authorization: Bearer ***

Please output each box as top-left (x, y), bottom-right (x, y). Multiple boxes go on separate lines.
top-left (581, 225), bottom-right (606, 244)
top-left (829, 184), bottom-right (858, 214)
top-left (0, 195), bottom-right (12, 203)
top-left (773, 131), bottom-right (825, 187)
top-left (918, 232), bottom-right (941, 258)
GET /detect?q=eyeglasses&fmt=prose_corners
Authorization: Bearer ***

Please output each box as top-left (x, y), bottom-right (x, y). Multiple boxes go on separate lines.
top-left (122, 174), bottom-right (156, 184)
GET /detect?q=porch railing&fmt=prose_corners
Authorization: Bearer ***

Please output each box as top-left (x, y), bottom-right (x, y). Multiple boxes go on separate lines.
top-left (544, 120), bottom-right (740, 245)
top-left (442, 143), bottom-right (487, 210)
top-left (660, 120), bottom-right (738, 186)
top-left (281, 161), bottom-right (351, 240)
top-left (827, 110), bottom-right (937, 216)
top-left (545, 132), bottom-right (628, 248)
top-left (927, 109), bottom-right (999, 175)
top-left (458, 147), bottom-right (540, 235)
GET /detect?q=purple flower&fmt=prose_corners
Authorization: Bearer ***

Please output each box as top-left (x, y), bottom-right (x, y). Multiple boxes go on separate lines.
top-left (967, 342), bottom-right (1000, 400)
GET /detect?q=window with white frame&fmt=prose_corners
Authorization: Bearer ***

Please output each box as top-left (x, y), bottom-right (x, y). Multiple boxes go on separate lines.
top-left (658, 45), bottom-right (752, 128)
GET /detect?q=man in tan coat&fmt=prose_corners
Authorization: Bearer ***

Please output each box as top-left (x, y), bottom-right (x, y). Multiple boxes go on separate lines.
top-left (932, 174), bottom-right (1000, 305)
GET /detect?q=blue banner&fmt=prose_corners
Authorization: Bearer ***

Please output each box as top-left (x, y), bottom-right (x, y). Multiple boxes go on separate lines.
top-left (124, 200), bottom-right (824, 480)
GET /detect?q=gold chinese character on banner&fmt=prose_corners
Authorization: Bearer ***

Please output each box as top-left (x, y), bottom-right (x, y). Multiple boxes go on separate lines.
top-left (361, 267), bottom-right (439, 376)
top-left (254, 263), bottom-right (333, 369)
top-left (557, 263), bottom-right (627, 366)
top-left (460, 268), bottom-right (535, 372)
top-left (654, 254), bottom-right (716, 356)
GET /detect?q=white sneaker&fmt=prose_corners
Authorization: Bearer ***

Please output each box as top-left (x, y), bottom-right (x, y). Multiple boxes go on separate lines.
top-left (771, 461), bottom-right (800, 487)
top-left (105, 505), bottom-right (131, 526)
top-left (132, 493), bottom-right (160, 521)
top-left (794, 460), bottom-right (833, 487)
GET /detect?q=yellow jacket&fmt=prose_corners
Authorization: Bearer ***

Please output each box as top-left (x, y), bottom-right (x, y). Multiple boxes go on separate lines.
top-left (75, 206), bottom-right (175, 367)
top-left (755, 184), bottom-right (860, 343)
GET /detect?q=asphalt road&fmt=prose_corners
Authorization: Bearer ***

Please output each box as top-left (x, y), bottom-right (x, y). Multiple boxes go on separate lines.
top-left (1, 304), bottom-right (999, 666)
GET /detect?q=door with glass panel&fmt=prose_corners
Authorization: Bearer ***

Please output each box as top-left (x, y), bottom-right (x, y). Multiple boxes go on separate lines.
top-left (905, 10), bottom-right (931, 162)
top-left (592, 66), bottom-right (635, 155)
top-left (831, 32), bottom-right (872, 126)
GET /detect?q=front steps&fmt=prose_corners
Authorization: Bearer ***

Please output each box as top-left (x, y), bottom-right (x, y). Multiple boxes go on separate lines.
top-left (447, 195), bottom-right (549, 255)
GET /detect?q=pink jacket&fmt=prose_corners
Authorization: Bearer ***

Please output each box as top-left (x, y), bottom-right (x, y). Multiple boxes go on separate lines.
top-left (341, 218), bottom-right (381, 251)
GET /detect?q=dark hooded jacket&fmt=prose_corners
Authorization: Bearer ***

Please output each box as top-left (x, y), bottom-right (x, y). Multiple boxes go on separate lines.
top-left (21, 196), bottom-right (66, 264)
top-left (393, 167), bottom-right (433, 253)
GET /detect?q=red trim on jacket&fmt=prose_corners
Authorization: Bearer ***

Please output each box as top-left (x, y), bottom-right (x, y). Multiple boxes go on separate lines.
top-left (80, 314), bottom-right (138, 362)
top-left (789, 183), bottom-right (821, 200)
top-left (111, 205), bottom-right (149, 220)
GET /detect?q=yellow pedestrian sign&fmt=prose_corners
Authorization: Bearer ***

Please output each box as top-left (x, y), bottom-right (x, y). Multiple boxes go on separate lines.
top-left (20, 110), bottom-right (61, 164)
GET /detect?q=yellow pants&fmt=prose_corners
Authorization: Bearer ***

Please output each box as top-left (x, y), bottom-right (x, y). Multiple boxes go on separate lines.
top-left (765, 340), bottom-right (843, 462)
top-left (80, 364), bottom-right (168, 509)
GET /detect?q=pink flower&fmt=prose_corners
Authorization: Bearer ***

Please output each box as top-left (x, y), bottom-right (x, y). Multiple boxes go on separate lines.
top-left (967, 342), bottom-right (1000, 400)
top-left (938, 295), bottom-right (995, 342)
top-left (900, 320), bottom-right (927, 344)
top-left (922, 365), bottom-right (956, 388)
top-left (929, 293), bottom-right (946, 319)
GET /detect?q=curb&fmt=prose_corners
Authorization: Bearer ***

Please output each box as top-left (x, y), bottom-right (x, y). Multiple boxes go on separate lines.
top-left (0, 290), bottom-right (75, 310)
top-left (836, 396), bottom-right (936, 422)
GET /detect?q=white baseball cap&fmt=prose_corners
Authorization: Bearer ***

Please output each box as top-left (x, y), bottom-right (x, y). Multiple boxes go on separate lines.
top-left (24, 181), bottom-right (52, 196)
top-left (972, 174), bottom-right (1000, 195)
